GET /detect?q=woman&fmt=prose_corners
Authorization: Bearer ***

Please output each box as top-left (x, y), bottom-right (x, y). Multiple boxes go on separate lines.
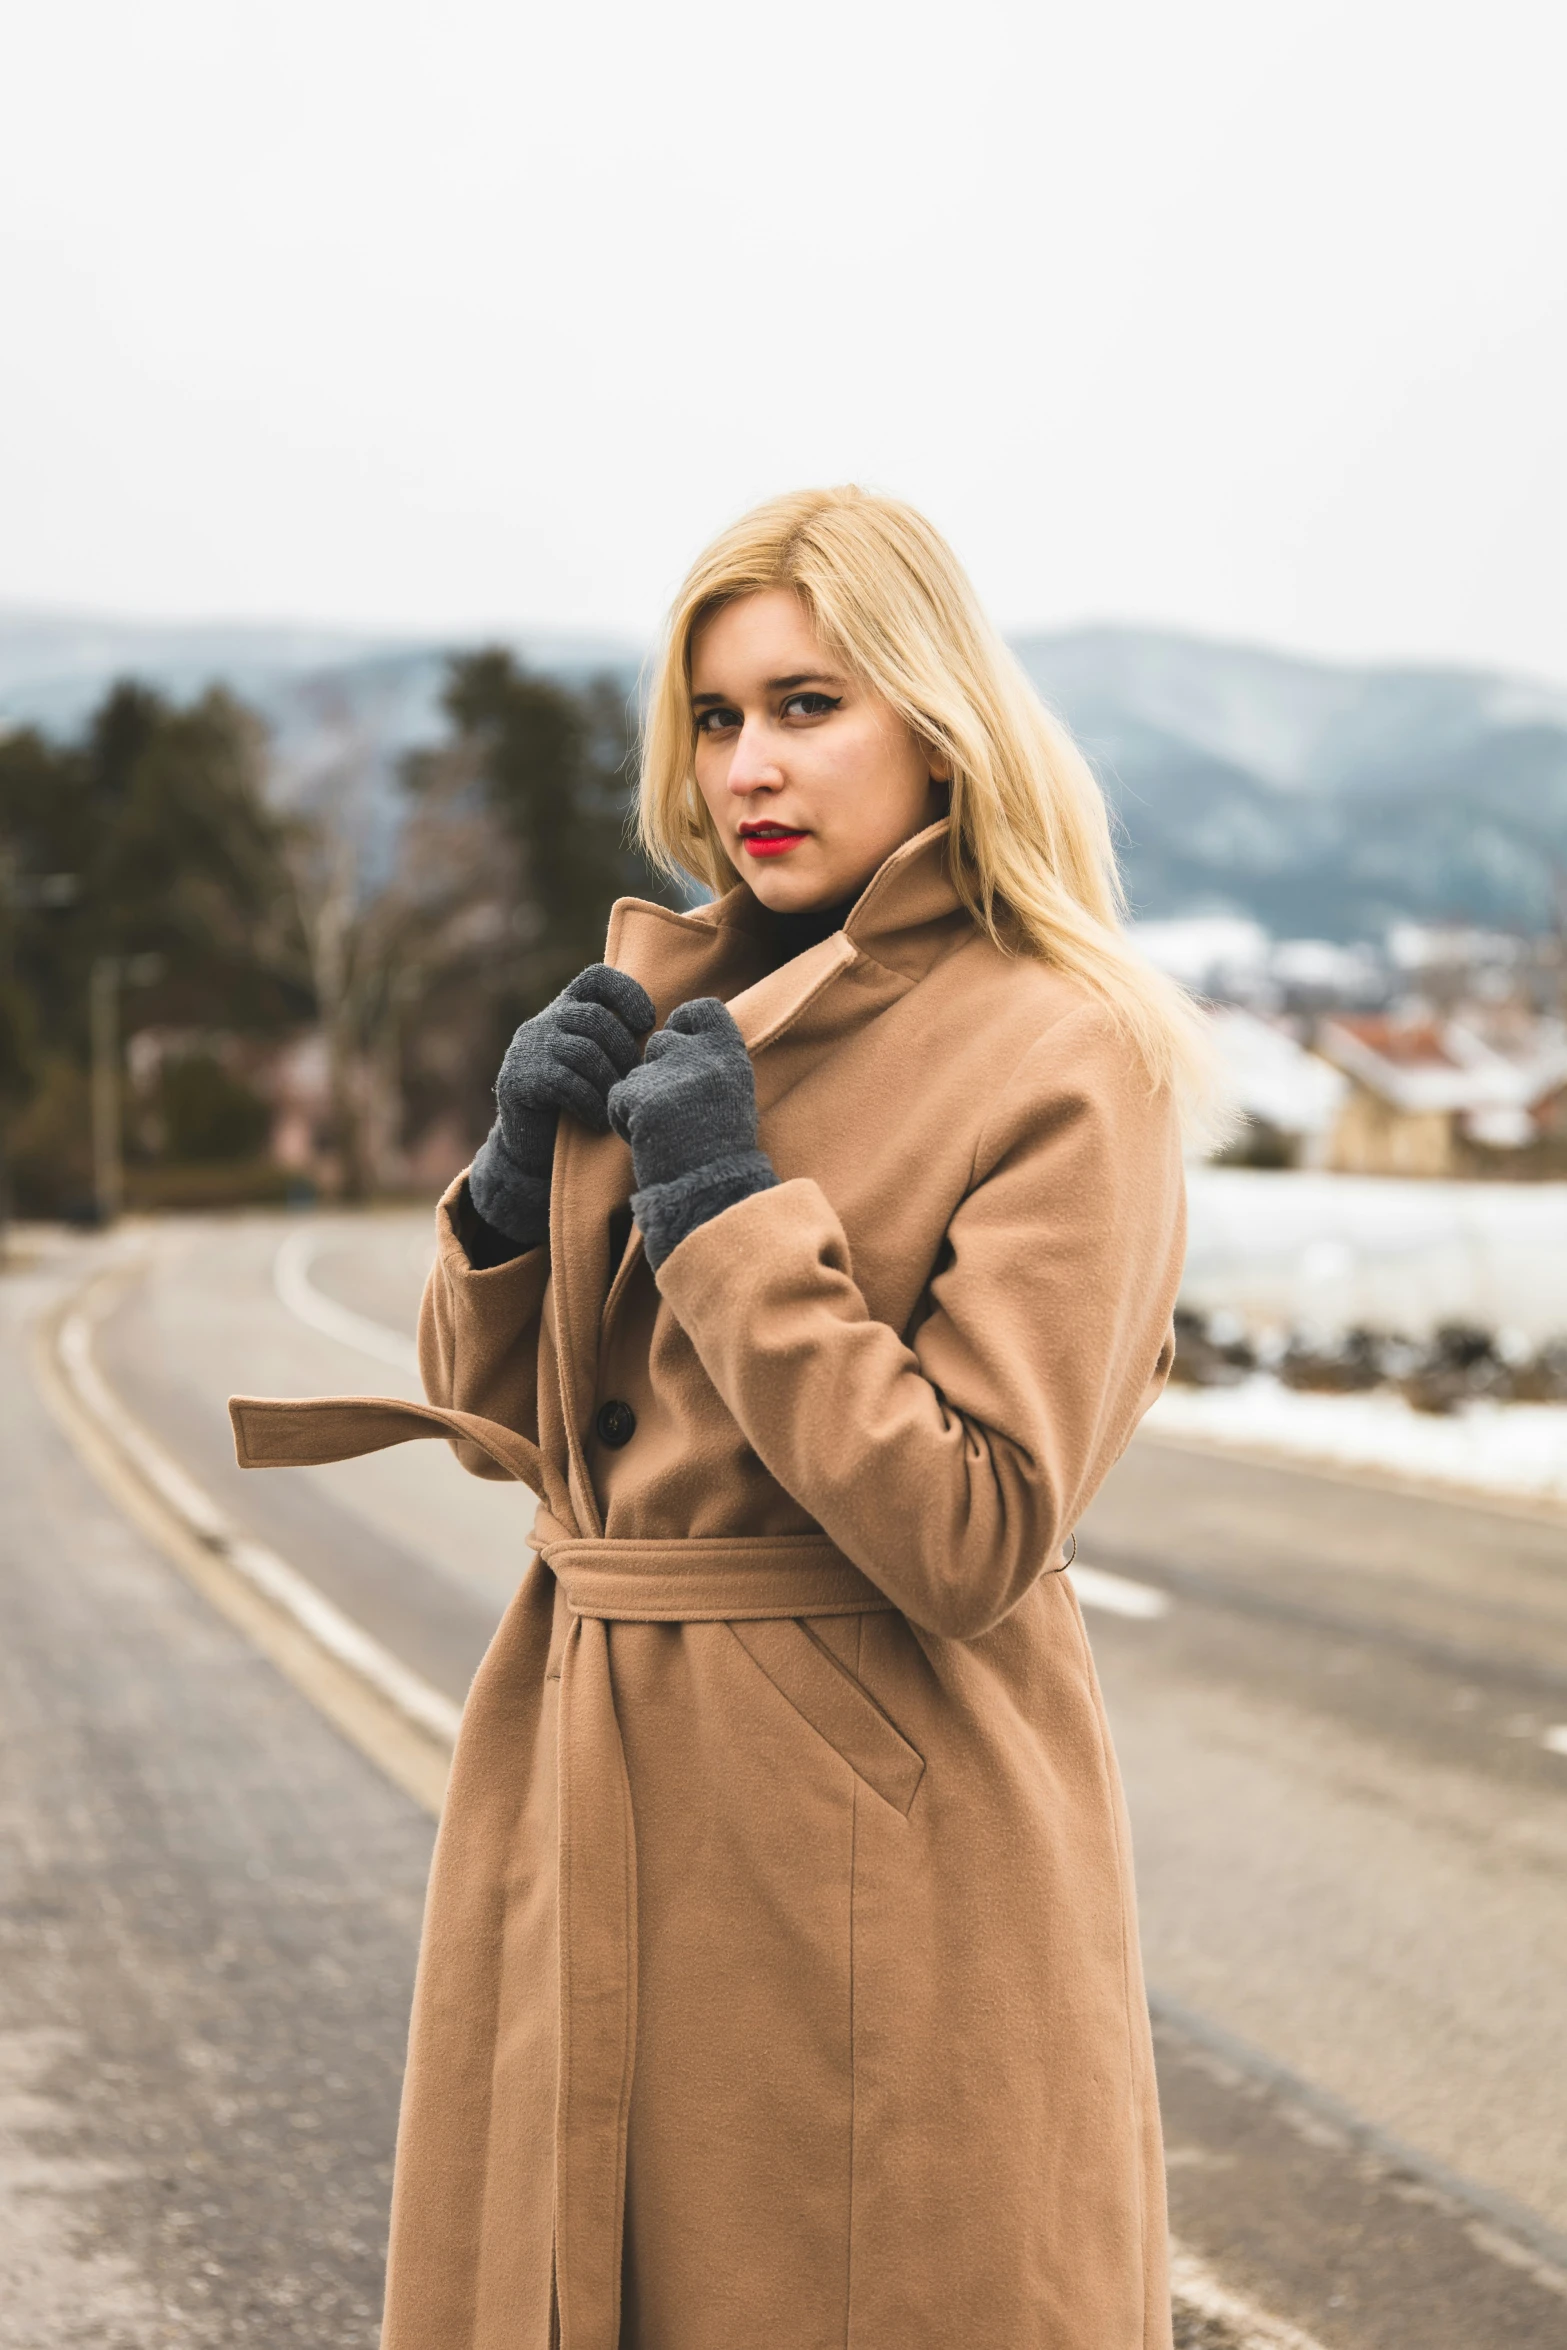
top-left (231, 486), bottom-right (1208, 2350)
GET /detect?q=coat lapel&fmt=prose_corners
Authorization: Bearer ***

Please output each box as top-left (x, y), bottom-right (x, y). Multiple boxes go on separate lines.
top-left (546, 897), bottom-right (766, 1532)
top-left (548, 827), bottom-right (966, 1524)
top-left (548, 1115), bottom-right (623, 1537)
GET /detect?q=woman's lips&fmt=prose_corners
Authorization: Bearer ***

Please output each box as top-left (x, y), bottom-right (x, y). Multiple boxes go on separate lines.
top-left (739, 825), bottom-right (808, 859)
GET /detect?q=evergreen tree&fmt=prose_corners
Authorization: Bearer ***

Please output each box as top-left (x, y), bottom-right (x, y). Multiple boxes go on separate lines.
top-left (0, 682), bottom-right (310, 1213)
top-left (439, 650), bottom-right (649, 1014)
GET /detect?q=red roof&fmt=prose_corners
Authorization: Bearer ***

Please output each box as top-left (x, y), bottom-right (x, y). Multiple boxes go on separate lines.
top-left (1327, 1015), bottom-right (1458, 1070)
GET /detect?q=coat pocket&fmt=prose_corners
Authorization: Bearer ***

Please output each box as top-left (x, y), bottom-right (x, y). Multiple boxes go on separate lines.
top-left (728, 1618), bottom-right (925, 1815)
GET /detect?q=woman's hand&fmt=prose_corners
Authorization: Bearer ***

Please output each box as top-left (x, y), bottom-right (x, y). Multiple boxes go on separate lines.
top-left (469, 965), bottom-right (655, 1248)
top-left (607, 998), bottom-right (777, 1269)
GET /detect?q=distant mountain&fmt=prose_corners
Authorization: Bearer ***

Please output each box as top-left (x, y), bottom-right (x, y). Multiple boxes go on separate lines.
top-left (1015, 628), bottom-right (1567, 937)
top-left (0, 607), bottom-right (640, 730)
top-left (4, 606), bottom-right (1566, 938)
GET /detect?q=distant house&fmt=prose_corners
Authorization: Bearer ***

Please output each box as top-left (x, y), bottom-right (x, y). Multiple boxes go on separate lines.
top-left (1315, 1014), bottom-right (1567, 1176)
top-left (1208, 1009), bottom-right (1349, 1168)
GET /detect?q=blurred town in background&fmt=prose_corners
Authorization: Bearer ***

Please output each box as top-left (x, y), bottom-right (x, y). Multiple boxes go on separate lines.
top-left (6, 609), bottom-right (1566, 1209)
top-left (7, 605), bottom-right (1567, 1422)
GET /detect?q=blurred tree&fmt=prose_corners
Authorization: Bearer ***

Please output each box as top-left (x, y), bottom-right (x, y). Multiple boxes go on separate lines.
top-left (0, 976), bottom-right (34, 1114)
top-left (394, 650), bottom-right (676, 1159)
top-left (0, 893), bottom-right (40, 1221)
top-left (280, 816), bottom-right (448, 1201)
top-left (159, 1052), bottom-right (273, 1164)
top-left (0, 682), bottom-right (312, 1215)
top-left (5, 1059), bottom-right (93, 1220)
top-left (439, 650), bottom-right (647, 1009)
top-left (0, 654), bottom-right (673, 1216)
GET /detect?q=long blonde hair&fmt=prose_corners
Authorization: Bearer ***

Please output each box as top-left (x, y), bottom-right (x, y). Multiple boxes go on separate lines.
top-left (639, 484), bottom-right (1217, 1119)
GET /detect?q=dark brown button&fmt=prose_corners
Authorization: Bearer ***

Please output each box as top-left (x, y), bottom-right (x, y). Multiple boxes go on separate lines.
top-left (596, 1399), bottom-right (636, 1449)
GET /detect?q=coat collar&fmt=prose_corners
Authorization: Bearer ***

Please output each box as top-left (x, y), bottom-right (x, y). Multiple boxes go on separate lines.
top-left (552, 823), bottom-right (971, 1535)
top-left (604, 820), bottom-right (965, 1049)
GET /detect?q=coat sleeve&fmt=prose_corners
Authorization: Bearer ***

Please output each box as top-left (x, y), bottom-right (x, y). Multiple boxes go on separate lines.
top-left (418, 1171), bottom-right (553, 1484)
top-left (652, 1006), bottom-right (1186, 1638)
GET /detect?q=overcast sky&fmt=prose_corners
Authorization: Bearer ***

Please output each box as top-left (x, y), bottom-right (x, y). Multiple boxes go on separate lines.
top-left (3, 0), bottom-right (1564, 678)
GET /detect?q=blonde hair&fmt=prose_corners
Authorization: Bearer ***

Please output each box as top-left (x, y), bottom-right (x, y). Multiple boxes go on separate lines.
top-left (639, 484), bottom-right (1219, 1122)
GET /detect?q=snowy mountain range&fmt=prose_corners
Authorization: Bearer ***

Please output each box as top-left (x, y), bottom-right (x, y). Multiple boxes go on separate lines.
top-left (1015, 629), bottom-right (1567, 939)
top-left (5, 605), bottom-right (1566, 939)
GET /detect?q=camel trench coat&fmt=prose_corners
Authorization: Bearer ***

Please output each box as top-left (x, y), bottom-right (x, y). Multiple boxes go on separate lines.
top-left (230, 822), bottom-right (1187, 2350)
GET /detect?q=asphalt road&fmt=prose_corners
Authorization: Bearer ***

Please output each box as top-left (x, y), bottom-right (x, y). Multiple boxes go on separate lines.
top-left (7, 1208), bottom-right (1567, 2347)
top-left (1082, 1444), bottom-right (1567, 2345)
top-left (0, 1230), bottom-right (434, 2348)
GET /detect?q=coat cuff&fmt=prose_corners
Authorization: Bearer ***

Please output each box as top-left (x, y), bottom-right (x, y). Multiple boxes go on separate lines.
top-left (631, 1149), bottom-right (778, 1272)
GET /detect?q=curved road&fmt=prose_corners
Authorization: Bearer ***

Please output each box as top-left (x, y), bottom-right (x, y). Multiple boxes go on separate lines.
top-left (6, 1208), bottom-right (1567, 2347)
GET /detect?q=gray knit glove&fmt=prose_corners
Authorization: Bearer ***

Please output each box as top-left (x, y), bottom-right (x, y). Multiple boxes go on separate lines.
top-left (469, 964), bottom-right (655, 1247)
top-left (606, 998), bottom-right (778, 1270)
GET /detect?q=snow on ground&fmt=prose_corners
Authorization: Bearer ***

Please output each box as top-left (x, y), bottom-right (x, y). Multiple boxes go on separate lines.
top-left (1163, 1170), bottom-right (1567, 1502)
top-left (1183, 1167), bottom-right (1567, 1345)
top-left (1149, 1375), bottom-right (1567, 1506)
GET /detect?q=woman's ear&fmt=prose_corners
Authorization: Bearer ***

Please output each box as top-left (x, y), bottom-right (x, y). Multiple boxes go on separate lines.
top-left (920, 770), bottom-right (953, 829)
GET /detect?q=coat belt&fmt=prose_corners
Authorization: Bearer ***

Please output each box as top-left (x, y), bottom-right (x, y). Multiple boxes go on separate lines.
top-left (529, 1507), bottom-right (905, 2350)
top-left (228, 1394), bottom-right (903, 2350)
top-left (530, 1508), bottom-right (895, 1620)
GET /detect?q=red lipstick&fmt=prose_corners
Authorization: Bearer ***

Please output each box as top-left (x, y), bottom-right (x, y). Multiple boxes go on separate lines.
top-left (739, 822), bottom-right (808, 859)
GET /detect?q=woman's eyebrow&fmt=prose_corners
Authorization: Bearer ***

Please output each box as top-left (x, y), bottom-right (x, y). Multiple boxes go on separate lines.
top-left (686, 667), bottom-right (841, 700)
top-left (691, 672), bottom-right (843, 706)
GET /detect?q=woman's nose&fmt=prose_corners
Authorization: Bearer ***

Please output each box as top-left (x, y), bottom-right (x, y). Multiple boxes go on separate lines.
top-left (726, 724), bottom-right (784, 794)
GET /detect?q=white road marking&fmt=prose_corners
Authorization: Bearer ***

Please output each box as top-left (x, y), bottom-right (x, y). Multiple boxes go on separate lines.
top-left (1069, 1562), bottom-right (1172, 1619)
top-left (1169, 2242), bottom-right (1331, 2350)
top-left (273, 1227), bottom-right (420, 1377)
top-left (56, 1277), bottom-right (459, 1751)
top-left (1544, 1725), bottom-right (1567, 1759)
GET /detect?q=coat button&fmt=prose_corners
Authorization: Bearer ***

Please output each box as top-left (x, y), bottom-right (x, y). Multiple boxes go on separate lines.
top-left (595, 1399), bottom-right (636, 1449)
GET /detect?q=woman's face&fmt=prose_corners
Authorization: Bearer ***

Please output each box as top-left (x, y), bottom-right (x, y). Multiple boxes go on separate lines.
top-left (690, 589), bottom-right (946, 914)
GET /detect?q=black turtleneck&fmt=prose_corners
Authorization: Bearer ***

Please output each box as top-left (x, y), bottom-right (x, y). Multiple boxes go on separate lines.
top-left (756, 897), bottom-right (856, 971)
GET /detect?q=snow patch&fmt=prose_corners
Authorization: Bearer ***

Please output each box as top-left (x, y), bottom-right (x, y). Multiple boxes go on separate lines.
top-left (1149, 1373), bottom-right (1567, 1505)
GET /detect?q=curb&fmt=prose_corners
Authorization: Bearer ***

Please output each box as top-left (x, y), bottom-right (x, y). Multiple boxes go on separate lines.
top-left (36, 1240), bottom-right (456, 1818)
top-left (1153, 1994), bottom-right (1567, 2300)
top-left (1168, 2244), bottom-right (1329, 2350)
top-left (1142, 1400), bottom-right (1567, 1529)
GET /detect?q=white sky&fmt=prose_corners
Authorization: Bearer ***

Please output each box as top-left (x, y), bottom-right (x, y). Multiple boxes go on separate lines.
top-left (2, 0), bottom-right (1564, 677)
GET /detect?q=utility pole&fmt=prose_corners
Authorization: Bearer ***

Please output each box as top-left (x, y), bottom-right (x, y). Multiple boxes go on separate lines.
top-left (89, 952), bottom-right (162, 1226)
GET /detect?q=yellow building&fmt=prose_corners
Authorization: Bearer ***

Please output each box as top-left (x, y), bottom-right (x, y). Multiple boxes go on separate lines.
top-left (1316, 1014), bottom-right (1567, 1177)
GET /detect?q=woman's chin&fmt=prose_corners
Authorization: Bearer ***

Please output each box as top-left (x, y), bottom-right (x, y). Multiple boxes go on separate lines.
top-left (741, 859), bottom-right (840, 913)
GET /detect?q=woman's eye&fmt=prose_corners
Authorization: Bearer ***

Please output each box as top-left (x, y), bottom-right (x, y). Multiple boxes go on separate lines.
top-left (695, 706), bottom-right (740, 735)
top-left (782, 692), bottom-right (842, 719)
